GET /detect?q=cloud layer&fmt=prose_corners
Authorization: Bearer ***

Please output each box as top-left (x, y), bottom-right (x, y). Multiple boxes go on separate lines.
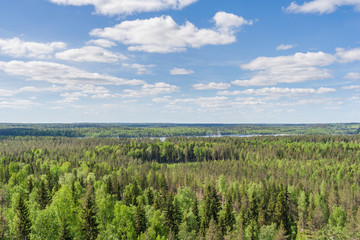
top-left (90, 12), bottom-right (252, 53)
top-left (0, 60), bottom-right (144, 86)
top-left (0, 38), bottom-right (66, 59)
top-left (193, 82), bottom-right (231, 90)
top-left (286, 0), bottom-right (360, 14)
top-left (49, 0), bottom-right (198, 16)
top-left (56, 46), bottom-right (128, 62)
top-left (234, 51), bottom-right (336, 86)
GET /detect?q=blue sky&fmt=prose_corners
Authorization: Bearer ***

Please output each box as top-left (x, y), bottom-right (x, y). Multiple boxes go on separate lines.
top-left (0, 0), bottom-right (360, 123)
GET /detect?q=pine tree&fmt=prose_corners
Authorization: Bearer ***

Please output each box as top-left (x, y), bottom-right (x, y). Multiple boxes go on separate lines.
top-left (81, 183), bottom-right (98, 240)
top-left (16, 194), bottom-right (31, 240)
top-left (135, 202), bottom-right (147, 237)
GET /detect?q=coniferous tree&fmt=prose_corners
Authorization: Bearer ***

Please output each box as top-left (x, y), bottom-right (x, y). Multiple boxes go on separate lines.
top-left (16, 194), bottom-right (31, 240)
top-left (81, 183), bottom-right (98, 240)
top-left (37, 180), bottom-right (48, 209)
top-left (192, 196), bottom-right (200, 233)
top-left (164, 193), bottom-right (181, 237)
top-left (224, 197), bottom-right (235, 231)
top-left (200, 184), bottom-right (220, 235)
top-left (59, 220), bottom-right (72, 240)
top-left (135, 202), bottom-right (147, 237)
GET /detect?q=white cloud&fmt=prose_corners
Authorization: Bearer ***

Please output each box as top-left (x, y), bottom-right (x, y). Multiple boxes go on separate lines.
top-left (152, 96), bottom-right (171, 103)
top-left (90, 12), bottom-right (252, 53)
top-left (170, 67), bottom-right (194, 75)
top-left (58, 92), bottom-right (88, 103)
top-left (49, 0), bottom-right (197, 16)
top-left (122, 63), bottom-right (155, 75)
top-left (213, 11), bottom-right (253, 33)
top-left (0, 99), bottom-right (40, 109)
top-left (193, 82), bottom-right (231, 90)
top-left (285, 0), bottom-right (360, 14)
top-left (56, 46), bottom-right (127, 63)
top-left (121, 82), bottom-right (179, 98)
top-left (86, 39), bottom-right (116, 48)
top-left (0, 37), bottom-right (66, 59)
top-left (336, 47), bottom-right (360, 63)
top-left (342, 85), bottom-right (360, 90)
top-left (276, 44), bottom-right (296, 51)
top-left (164, 96), bottom-right (265, 111)
top-left (344, 72), bottom-right (360, 80)
top-left (218, 87), bottom-right (336, 97)
top-left (0, 60), bottom-right (145, 86)
top-left (234, 51), bottom-right (335, 86)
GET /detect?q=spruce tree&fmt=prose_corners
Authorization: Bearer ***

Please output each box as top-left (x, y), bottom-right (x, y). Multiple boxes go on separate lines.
top-left (164, 193), bottom-right (181, 237)
top-left (81, 183), bottom-right (98, 240)
top-left (37, 180), bottom-right (48, 209)
top-left (16, 194), bottom-right (31, 240)
top-left (135, 202), bottom-right (147, 237)
top-left (200, 184), bottom-right (220, 236)
top-left (192, 196), bottom-right (200, 233)
top-left (59, 220), bottom-right (72, 240)
top-left (224, 197), bottom-right (235, 231)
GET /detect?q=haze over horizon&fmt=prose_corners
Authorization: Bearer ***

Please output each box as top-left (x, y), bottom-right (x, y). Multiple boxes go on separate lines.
top-left (0, 0), bottom-right (360, 123)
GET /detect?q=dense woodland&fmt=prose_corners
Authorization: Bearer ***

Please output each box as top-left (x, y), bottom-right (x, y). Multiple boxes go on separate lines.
top-left (0, 123), bottom-right (360, 138)
top-left (1, 135), bottom-right (360, 239)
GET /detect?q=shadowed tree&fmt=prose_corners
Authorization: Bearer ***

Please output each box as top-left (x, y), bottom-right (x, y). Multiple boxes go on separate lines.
top-left (16, 194), bottom-right (31, 240)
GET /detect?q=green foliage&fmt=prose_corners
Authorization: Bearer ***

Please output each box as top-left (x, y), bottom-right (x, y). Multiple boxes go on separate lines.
top-left (31, 207), bottom-right (60, 240)
top-left (0, 134), bottom-right (360, 238)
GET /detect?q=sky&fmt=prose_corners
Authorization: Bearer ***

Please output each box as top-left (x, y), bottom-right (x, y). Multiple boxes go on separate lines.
top-left (0, 0), bottom-right (360, 123)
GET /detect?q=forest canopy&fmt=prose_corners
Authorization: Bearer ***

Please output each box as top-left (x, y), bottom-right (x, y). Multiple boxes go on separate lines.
top-left (1, 134), bottom-right (360, 239)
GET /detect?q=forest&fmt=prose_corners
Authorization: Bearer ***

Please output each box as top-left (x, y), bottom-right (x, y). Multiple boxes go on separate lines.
top-left (1, 134), bottom-right (360, 239)
top-left (0, 123), bottom-right (360, 138)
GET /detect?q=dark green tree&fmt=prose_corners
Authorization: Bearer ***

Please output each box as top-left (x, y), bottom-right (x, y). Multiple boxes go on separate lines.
top-left (224, 197), bottom-right (235, 231)
top-left (135, 202), bottom-right (147, 237)
top-left (81, 183), bottom-right (98, 240)
top-left (37, 180), bottom-right (48, 209)
top-left (16, 194), bottom-right (31, 240)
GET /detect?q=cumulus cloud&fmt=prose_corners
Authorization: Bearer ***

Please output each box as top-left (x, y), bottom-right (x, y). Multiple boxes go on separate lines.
top-left (56, 46), bottom-right (128, 63)
top-left (218, 87), bottom-right (336, 97)
top-left (86, 39), bottom-right (116, 48)
top-left (193, 82), bottom-right (231, 90)
top-left (276, 44), bottom-right (296, 51)
top-left (121, 82), bottom-right (179, 98)
top-left (285, 0), bottom-right (360, 14)
top-left (234, 51), bottom-right (335, 86)
top-left (170, 67), bottom-right (194, 75)
top-left (90, 12), bottom-right (252, 53)
top-left (122, 63), bottom-right (155, 75)
top-left (49, 0), bottom-right (198, 16)
top-left (344, 72), bottom-right (360, 80)
top-left (336, 47), bottom-right (360, 63)
top-left (0, 37), bottom-right (66, 59)
top-left (213, 11), bottom-right (253, 32)
top-left (0, 60), bottom-right (145, 86)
